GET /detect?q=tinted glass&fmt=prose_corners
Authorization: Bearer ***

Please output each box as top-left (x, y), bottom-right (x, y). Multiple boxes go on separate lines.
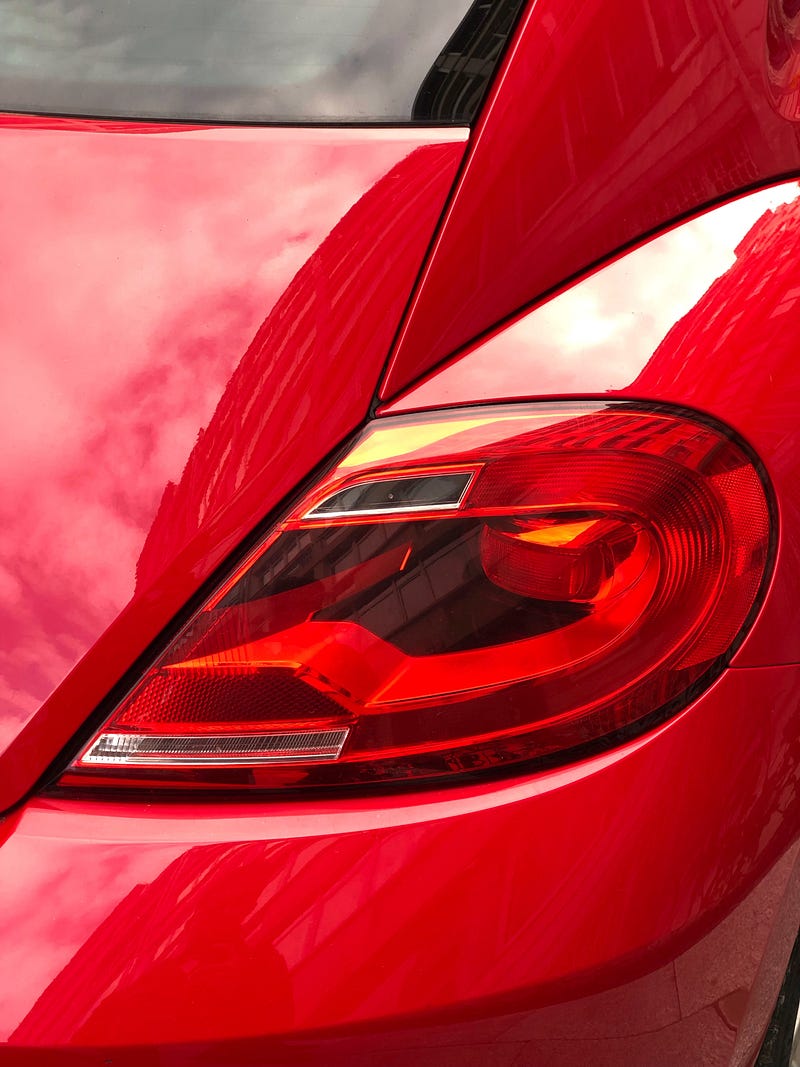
top-left (0, 0), bottom-right (525, 124)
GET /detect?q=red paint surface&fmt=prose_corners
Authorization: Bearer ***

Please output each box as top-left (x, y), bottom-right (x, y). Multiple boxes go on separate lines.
top-left (0, 117), bottom-right (466, 809)
top-left (383, 0), bottom-right (800, 397)
top-left (1, 1), bottom-right (800, 1062)
top-left (0, 665), bottom-right (798, 1063)
top-left (385, 181), bottom-right (800, 668)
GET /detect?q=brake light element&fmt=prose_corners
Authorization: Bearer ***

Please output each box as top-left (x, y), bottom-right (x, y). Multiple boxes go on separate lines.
top-left (59, 403), bottom-right (773, 792)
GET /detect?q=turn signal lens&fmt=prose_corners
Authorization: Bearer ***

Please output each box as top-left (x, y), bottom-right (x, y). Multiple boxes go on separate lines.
top-left (480, 516), bottom-right (644, 602)
top-left (59, 403), bottom-right (773, 792)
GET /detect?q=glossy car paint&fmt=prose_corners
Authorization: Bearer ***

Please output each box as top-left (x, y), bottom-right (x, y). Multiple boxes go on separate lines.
top-left (2, 174), bottom-right (799, 1066)
top-left (0, 116), bottom-right (466, 810)
top-left (382, 0), bottom-right (800, 396)
top-left (1, 665), bottom-right (799, 1065)
top-left (1, 1), bottom-right (800, 1066)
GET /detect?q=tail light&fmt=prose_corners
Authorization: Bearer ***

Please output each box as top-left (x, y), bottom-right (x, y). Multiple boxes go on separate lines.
top-left (58, 402), bottom-right (773, 792)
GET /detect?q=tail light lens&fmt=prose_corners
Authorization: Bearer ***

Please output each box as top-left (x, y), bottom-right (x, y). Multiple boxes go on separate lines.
top-left (58, 402), bottom-right (773, 792)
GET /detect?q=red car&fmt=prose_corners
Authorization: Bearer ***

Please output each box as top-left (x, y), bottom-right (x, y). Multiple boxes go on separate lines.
top-left (1, 0), bottom-right (800, 1064)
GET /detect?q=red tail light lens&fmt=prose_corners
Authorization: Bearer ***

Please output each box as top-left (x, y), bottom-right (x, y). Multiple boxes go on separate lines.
top-left (59, 403), bottom-right (773, 792)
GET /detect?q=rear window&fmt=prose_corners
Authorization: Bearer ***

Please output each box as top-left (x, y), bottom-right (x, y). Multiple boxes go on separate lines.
top-left (0, 0), bottom-right (524, 124)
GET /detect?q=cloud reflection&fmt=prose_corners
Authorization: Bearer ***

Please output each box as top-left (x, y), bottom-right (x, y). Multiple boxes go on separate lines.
top-left (0, 0), bottom-right (478, 121)
top-left (395, 183), bottom-right (800, 405)
top-left (0, 122), bottom-right (462, 753)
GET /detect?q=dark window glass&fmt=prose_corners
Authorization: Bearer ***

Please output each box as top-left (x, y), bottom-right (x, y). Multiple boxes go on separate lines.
top-left (0, 0), bottom-right (525, 124)
top-left (414, 0), bottom-right (526, 122)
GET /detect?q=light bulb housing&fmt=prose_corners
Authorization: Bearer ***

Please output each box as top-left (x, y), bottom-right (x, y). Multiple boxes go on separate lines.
top-left (56, 401), bottom-right (775, 793)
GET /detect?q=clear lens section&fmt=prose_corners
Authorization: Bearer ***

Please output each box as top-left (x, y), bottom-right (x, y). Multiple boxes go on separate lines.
top-left (61, 403), bottom-right (773, 792)
top-left (82, 729), bottom-right (349, 766)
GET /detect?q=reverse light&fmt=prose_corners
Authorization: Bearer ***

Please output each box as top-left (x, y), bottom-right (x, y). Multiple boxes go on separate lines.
top-left (59, 402), bottom-right (773, 792)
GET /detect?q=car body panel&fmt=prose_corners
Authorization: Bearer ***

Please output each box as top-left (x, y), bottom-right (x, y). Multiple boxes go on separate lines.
top-left (0, 664), bottom-right (798, 1064)
top-left (0, 116), bottom-right (466, 810)
top-left (381, 0), bottom-right (800, 397)
top-left (1, 2), bottom-right (800, 1065)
